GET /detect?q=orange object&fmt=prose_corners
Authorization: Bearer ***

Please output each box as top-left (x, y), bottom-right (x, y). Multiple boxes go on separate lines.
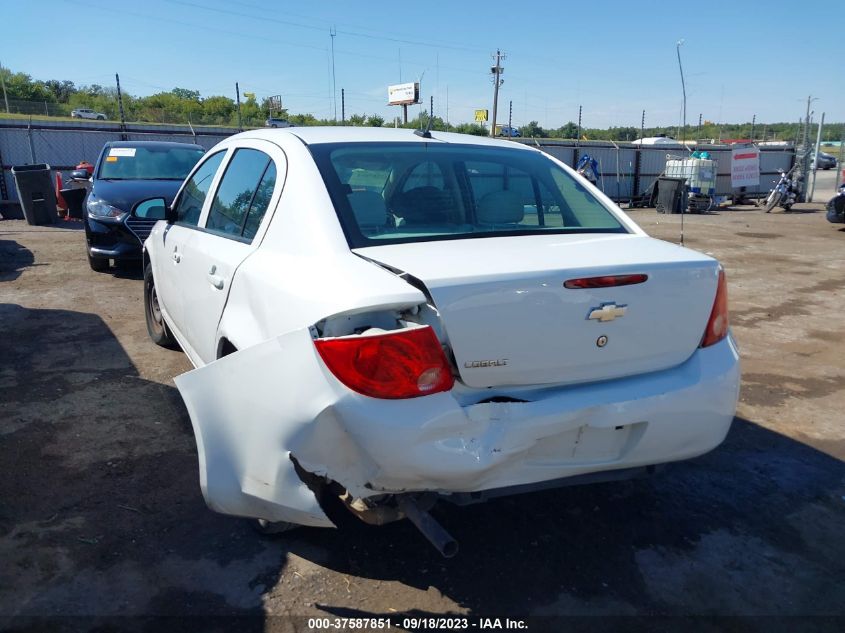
top-left (76, 161), bottom-right (94, 175)
top-left (55, 172), bottom-right (68, 211)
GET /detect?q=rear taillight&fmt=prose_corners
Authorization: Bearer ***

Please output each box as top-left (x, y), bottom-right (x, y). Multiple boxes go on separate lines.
top-left (700, 268), bottom-right (729, 348)
top-left (314, 326), bottom-right (454, 399)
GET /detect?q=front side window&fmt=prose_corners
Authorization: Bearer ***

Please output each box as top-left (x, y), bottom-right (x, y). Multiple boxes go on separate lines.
top-left (311, 142), bottom-right (626, 247)
top-left (206, 148), bottom-right (276, 241)
top-left (173, 151), bottom-right (226, 226)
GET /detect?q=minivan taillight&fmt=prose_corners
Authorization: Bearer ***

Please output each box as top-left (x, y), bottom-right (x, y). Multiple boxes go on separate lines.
top-left (314, 326), bottom-right (454, 399)
top-left (700, 268), bottom-right (729, 348)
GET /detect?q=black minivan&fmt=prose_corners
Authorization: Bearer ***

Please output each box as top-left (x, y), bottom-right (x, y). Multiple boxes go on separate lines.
top-left (85, 141), bottom-right (205, 272)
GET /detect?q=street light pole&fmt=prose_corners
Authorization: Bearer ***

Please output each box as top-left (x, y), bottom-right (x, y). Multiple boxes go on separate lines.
top-left (676, 40), bottom-right (686, 146)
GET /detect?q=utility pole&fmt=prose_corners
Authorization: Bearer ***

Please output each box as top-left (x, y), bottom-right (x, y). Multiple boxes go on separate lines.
top-left (750, 114), bottom-right (755, 141)
top-left (641, 109), bottom-right (645, 142)
top-left (330, 27), bottom-right (337, 121)
top-left (235, 82), bottom-right (242, 131)
top-left (341, 88), bottom-right (345, 123)
top-left (430, 95), bottom-right (434, 126)
top-left (676, 40), bottom-right (686, 145)
top-left (489, 49), bottom-right (504, 137)
top-left (697, 113), bottom-right (702, 140)
top-left (0, 59), bottom-right (9, 114)
top-left (115, 73), bottom-right (127, 140)
top-left (809, 112), bottom-right (825, 202)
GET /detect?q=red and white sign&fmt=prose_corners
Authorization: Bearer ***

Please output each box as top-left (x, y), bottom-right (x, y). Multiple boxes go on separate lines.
top-left (731, 144), bottom-right (760, 188)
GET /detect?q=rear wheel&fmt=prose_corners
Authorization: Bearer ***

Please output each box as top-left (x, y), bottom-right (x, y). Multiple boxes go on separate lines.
top-left (144, 263), bottom-right (176, 348)
top-left (763, 190), bottom-right (781, 213)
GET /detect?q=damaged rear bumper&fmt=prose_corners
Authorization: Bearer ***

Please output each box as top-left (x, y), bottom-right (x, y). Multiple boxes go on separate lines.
top-left (175, 330), bottom-right (740, 527)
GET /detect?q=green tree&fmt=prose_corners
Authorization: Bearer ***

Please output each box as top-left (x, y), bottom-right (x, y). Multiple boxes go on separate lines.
top-left (171, 87), bottom-right (200, 101)
top-left (520, 121), bottom-right (546, 138)
top-left (201, 95), bottom-right (236, 123)
top-left (553, 122), bottom-right (578, 139)
top-left (367, 114), bottom-right (384, 127)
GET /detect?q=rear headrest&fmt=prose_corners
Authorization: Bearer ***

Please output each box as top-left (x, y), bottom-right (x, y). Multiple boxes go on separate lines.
top-left (348, 190), bottom-right (387, 227)
top-left (476, 190), bottom-right (524, 224)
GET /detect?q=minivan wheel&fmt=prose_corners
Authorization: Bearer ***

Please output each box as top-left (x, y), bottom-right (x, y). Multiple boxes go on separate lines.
top-left (144, 263), bottom-right (176, 348)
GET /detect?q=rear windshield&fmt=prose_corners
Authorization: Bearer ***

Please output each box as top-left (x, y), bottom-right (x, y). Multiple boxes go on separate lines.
top-left (98, 146), bottom-right (205, 180)
top-left (310, 142), bottom-right (626, 247)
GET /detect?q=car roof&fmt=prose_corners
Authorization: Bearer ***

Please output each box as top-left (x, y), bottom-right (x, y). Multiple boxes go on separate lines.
top-left (239, 125), bottom-right (536, 150)
top-left (104, 140), bottom-right (205, 150)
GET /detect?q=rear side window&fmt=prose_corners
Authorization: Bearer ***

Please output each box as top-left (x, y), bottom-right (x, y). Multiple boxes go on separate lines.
top-left (206, 148), bottom-right (276, 242)
top-left (173, 151), bottom-right (226, 226)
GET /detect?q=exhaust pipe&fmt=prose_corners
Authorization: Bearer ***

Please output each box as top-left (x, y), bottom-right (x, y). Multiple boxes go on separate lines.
top-left (398, 497), bottom-right (459, 558)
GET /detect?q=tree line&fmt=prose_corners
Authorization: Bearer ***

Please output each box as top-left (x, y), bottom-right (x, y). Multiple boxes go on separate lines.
top-left (1, 67), bottom-right (841, 142)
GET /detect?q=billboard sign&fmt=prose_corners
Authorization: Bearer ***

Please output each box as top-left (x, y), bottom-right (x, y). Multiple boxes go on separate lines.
top-left (388, 82), bottom-right (420, 106)
top-left (731, 143), bottom-right (760, 188)
top-left (268, 95), bottom-right (283, 111)
top-left (474, 109), bottom-right (489, 122)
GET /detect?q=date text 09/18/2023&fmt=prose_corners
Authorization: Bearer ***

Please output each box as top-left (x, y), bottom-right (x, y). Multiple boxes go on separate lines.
top-left (307, 616), bottom-right (529, 630)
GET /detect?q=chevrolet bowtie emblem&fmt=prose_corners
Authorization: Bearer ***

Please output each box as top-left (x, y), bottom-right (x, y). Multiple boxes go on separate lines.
top-left (587, 303), bottom-right (627, 322)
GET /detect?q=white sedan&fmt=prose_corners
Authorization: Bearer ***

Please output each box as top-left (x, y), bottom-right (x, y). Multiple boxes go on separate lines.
top-left (137, 127), bottom-right (739, 556)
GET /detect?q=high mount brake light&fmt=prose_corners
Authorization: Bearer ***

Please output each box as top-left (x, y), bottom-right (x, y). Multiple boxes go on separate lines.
top-left (700, 268), bottom-right (729, 348)
top-left (314, 326), bottom-right (454, 399)
top-left (564, 274), bottom-right (648, 289)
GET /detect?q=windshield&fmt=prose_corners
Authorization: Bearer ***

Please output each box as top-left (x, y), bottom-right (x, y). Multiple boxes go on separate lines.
top-left (97, 146), bottom-right (205, 180)
top-left (311, 142), bottom-right (626, 248)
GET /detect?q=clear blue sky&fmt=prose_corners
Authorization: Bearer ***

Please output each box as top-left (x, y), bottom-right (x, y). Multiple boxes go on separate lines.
top-left (3, 0), bottom-right (841, 129)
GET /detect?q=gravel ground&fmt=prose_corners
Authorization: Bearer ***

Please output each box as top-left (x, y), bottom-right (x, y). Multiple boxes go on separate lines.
top-left (1, 195), bottom-right (843, 632)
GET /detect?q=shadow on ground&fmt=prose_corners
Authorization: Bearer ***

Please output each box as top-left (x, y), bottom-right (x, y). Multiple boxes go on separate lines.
top-left (1, 305), bottom-right (843, 630)
top-left (0, 240), bottom-right (35, 281)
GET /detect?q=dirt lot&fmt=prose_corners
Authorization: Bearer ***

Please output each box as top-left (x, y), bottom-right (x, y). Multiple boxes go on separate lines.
top-left (1, 197), bottom-right (844, 631)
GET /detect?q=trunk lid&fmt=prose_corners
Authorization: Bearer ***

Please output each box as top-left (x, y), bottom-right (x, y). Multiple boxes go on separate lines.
top-left (355, 234), bottom-right (720, 388)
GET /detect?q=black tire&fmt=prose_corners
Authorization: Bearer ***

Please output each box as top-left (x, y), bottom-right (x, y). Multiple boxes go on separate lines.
top-left (251, 519), bottom-right (299, 535)
top-left (144, 263), bottom-right (176, 348)
top-left (763, 190), bottom-right (781, 213)
top-left (88, 253), bottom-right (110, 272)
top-left (97, 115), bottom-right (105, 121)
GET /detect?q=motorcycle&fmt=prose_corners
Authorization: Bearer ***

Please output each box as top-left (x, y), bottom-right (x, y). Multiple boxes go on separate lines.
top-left (763, 166), bottom-right (801, 213)
top-left (826, 182), bottom-right (845, 224)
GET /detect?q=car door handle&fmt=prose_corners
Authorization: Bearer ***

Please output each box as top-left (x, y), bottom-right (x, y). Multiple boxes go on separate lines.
top-left (172, 252), bottom-right (181, 263)
top-left (207, 265), bottom-right (225, 290)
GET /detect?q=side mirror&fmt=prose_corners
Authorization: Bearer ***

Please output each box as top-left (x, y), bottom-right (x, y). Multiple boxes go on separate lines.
top-left (133, 197), bottom-right (171, 222)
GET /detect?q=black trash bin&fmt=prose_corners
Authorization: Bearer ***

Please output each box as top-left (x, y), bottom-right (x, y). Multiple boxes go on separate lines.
top-left (11, 164), bottom-right (57, 225)
top-left (655, 176), bottom-right (687, 214)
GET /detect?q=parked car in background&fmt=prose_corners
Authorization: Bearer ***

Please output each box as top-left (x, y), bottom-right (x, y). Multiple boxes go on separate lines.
top-left (813, 151), bottom-right (837, 170)
top-left (265, 118), bottom-right (293, 128)
top-left (138, 127), bottom-right (739, 556)
top-left (496, 125), bottom-right (521, 137)
top-left (85, 141), bottom-right (205, 272)
top-left (71, 108), bottom-right (107, 121)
